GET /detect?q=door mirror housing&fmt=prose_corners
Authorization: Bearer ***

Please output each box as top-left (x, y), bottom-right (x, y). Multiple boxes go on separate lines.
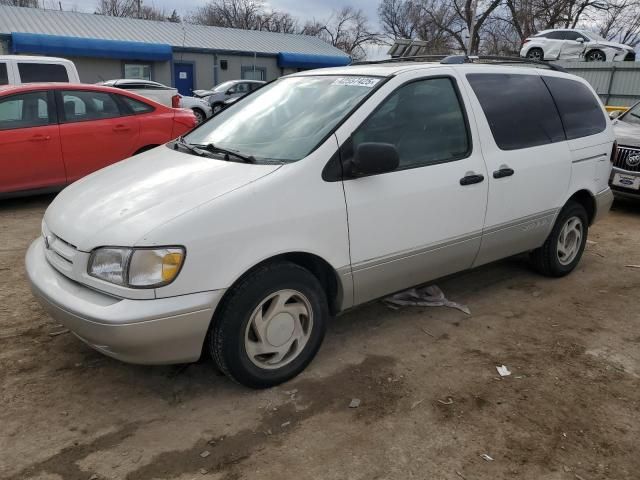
top-left (576, 37), bottom-right (585, 43)
top-left (226, 88), bottom-right (235, 95)
top-left (350, 142), bottom-right (400, 177)
top-left (609, 110), bottom-right (622, 120)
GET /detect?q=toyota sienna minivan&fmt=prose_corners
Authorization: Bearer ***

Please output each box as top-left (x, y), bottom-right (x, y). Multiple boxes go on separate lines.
top-left (26, 59), bottom-right (615, 388)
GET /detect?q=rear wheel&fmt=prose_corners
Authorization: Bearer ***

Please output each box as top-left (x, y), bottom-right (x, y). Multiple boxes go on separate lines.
top-left (210, 262), bottom-right (328, 388)
top-left (526, 48), bottom-right (544, 61)
top-left (530, 201), bottom-right (588, 277)
top-left (192, 108), bottom-right (205, 124)
top-left (586, 49), bottom-right (606, 62)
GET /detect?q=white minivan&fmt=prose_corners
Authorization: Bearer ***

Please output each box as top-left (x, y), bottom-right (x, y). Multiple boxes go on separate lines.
top-left (26, 59), bottom-right (615, 388)
top-left (0, 55), bottom-right (80, 85)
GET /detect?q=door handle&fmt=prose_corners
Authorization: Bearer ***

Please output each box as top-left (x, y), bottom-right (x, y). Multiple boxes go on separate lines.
top-left (29, 135), bottom-right (51, 142)
top-left (112, 125), bottom-right (130, 132)
top-left (493, 167), bottom-right (515, 179)
top-left (460, 173), bottom-right (485, 186)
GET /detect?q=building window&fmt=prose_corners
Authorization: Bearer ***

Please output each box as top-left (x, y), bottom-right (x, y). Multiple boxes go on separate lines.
top-left (124, 63), bottom-right (151, 80)
top-left (241, 66), bottom-right (266, 81)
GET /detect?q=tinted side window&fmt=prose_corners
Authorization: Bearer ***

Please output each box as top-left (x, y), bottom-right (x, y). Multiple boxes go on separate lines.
top-left (467, 73), bottom-right (565, 150)
top-left (18, 63), bottom-right (69, 83)
top-left (0, 91), bottom-right (51, 130)
top-left (0, 63), bottom-right (8, 85)
top-left (546, 31), bottom-right (566, 40)
top-left (542, 76), bottom-right (606, 140)
top-left (565, 31), bottom-right (584, 41)
top-left (61, 90), bottom-right (121, 123)
top-left (119, 95), bottom-right (154, 114)
top-left (352, 77), bottom-right (470, 170)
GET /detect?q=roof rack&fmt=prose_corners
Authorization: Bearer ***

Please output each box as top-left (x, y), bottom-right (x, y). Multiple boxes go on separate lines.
top-left (353, 54), bottom-right (567, 73)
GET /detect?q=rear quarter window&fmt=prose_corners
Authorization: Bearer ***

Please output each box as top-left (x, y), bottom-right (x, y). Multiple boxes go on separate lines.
top-left (466, 73), bottom-right (565, 150)
top-left (0, 63), bottom-right (8, 85)
top-left (541, 76), bottom-right (606, 140)
top-left (18, 63), bottom-right (69, 83)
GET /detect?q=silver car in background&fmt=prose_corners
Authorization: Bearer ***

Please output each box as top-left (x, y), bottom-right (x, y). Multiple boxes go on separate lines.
top-left (193, 80), bottom-right (265, 113)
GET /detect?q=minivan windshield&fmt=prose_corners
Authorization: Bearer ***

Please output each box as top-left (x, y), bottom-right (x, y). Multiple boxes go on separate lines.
top-left (621, 101), bottom-right (640, 125)
top-left (185, 75), bottom-right (382, 163)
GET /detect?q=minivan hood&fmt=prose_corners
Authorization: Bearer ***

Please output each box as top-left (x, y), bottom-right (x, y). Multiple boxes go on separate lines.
top-left (45, 146), bottom-right (281, 251)
top-left (613, 119), bottom-right (640, 148)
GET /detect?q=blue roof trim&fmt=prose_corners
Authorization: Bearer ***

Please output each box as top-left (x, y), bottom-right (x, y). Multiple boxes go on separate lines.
top-left (11, 32), bottom-right (173, 61)
top-left (277, 52), bottom-right (351, 69)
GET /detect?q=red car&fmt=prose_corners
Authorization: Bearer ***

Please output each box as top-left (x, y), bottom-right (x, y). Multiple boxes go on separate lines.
top-left (0, 83), bottom-right (196, 197)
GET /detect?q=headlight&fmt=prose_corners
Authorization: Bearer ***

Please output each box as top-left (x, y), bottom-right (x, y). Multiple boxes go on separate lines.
top-left (88, 247), bottom-right (185, 288)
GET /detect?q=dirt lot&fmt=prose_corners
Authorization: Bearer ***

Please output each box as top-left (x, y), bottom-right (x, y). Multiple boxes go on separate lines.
top-left (1, 194), bottom-right (639, 480)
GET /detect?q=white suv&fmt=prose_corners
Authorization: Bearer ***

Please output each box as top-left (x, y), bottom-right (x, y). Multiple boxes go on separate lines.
top-left (26, 60), bottom-right (615, 388)
top-left (521, 29), bottom-right (635, 62)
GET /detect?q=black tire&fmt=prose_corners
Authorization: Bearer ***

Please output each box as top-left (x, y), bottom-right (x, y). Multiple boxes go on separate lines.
top-left (530, 201), bottom-right (589, 277)
top-left (192, 108), bottom-right (205, 124)
top-left (526, 48), bottom-right (544, 61)
top-left (210, 261), bottom-right (328, 389)
top-left (586, 49), bottom-right (606, 62)
top-left (212, 103), bottom-right (224, 114)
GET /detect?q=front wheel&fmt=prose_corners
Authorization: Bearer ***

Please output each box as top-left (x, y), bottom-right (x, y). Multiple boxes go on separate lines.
top-left (526, 48), bottom-right (544, 61)
top-left (209, 262), bottom-right (328, 388)
top-left (586, 49), bottom-right (606, 62)
top-left (192, 108), bottom-right (205, 124)
top-left (530, 201), bottom-right (588, 277)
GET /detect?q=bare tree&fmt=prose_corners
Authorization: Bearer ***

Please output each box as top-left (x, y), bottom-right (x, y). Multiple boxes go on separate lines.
top-left (378, 0), bottom-right (421, 39)
top-left (599, 0), bottom-right (640, 46)
top-left (189, 0), bottom-right (297, 33)
top-left (301, 7), bottom-right (380, 60)
top-left (95, 0), bottom-right (176, 21)
top-left (0, 0), bottom-right (40, 6)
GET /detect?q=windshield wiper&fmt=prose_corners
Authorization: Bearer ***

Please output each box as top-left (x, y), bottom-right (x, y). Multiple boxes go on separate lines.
top-left (193, 143), bottom-right (256, 163)
top-left (173, 136), bottom-right (210, 157)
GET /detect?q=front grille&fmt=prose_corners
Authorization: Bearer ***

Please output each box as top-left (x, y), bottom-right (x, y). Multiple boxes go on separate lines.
top-left (42, 226), bottom-right (79, 277)
top-left (614, 145), bottom-right (640, 172)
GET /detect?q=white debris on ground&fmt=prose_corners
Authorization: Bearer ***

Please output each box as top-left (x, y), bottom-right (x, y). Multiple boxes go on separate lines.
top-left (383, 285), bottom-right (471, 315)
top-left (496, 365), bottom-right (512, 377)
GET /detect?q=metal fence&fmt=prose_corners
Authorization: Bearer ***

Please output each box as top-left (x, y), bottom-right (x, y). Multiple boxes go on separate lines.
top-left (556, 61), bottom-right (640, 107)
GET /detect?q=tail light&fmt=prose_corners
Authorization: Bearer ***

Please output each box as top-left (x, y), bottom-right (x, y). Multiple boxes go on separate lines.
top-left (610, 140), bottom-right (618, 164)
top-left (171, 95), bottom-right (180, 108)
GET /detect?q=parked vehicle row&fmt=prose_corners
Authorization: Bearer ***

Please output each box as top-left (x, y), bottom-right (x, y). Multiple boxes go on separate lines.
top-left (99, 79), bottom-right (213, 124)
top-left (26, 61), bottom-right (615, 389)
top-left (0, 83), bottom-right (196, 197)
top-left (520, 28), bottom-right (636, 62)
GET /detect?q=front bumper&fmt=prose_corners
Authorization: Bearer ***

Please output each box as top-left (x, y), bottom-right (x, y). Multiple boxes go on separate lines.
top-left (26, 237), bottom-right (224, 364)
top-left (609, 167), bottom-right (640, 200)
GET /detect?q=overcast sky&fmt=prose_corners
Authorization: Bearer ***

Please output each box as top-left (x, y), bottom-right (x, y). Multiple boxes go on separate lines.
top-left (57, 0), bottom-right (380, 25)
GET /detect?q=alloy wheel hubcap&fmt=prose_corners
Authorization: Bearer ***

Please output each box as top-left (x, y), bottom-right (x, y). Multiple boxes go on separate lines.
top-left (244, 289), bottom-right (313, 370)
top-left (557, 216), bottom-right (583, 265)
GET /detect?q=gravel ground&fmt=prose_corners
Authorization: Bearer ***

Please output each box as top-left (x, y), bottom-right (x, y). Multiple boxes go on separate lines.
top-left (1, 194), bottom-right (639, 480)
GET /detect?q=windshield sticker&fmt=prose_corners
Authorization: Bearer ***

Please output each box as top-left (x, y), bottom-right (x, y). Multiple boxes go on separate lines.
top-left (332, 77), bottom-right (381, 88)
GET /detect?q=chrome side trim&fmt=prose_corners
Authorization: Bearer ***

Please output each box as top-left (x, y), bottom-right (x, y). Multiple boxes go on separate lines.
top-left (573, 153), bottom-right (607, 164)
top-left (473, 209), bottom-right (558, 268)
top-left (593, 187), bottom-right (614, 224)
top-left (352, 230), bottom-right (482, 272)
top-left (336, 265), bottom-right (354, 311)
top-left (352, 233), bottom-right (482, 306)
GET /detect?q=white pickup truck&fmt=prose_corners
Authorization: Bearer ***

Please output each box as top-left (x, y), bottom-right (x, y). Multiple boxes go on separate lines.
top-left (0, 55), bottom-right (80, 85)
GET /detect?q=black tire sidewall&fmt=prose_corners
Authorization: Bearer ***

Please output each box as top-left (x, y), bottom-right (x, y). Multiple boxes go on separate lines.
top-left (527, 48), bottom-right (543, 60)
top-left (546, 203), bottom-right (589, 275)
top-left (211, 263), bottom-right (328, 388)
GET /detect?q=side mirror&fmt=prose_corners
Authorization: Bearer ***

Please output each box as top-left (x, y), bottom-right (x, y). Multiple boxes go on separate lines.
top-left (226, 89), bottom-right (235, 95)
top-left (350, 142), bottom-right (399, 177)
top-left (609, 110), bottom-right (622, 119)
top-left (576, 37), bottom-right (585, 43)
